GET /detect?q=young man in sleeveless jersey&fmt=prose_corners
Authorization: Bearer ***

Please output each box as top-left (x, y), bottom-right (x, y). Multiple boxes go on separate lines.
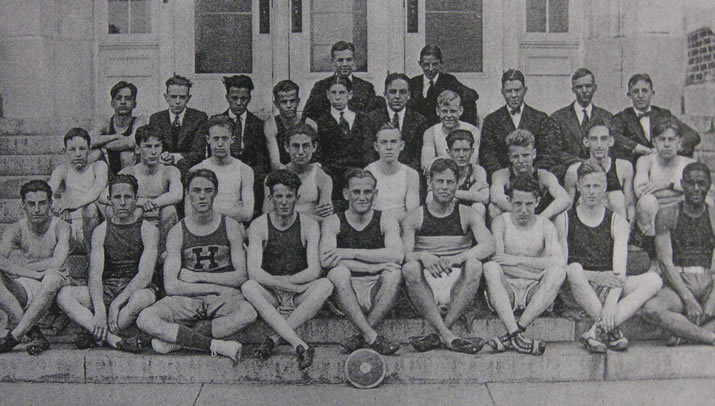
top-left (565, 160), bottom-right (661, 353)
top-left (242, 170), bottom-right (333, 369)
top-left (444, 129), bottom-right (490, 219)
top-left (0, 180), bottom-right (73, 355)
top-left (643, 162), bottom-right (715, 346)
top-left (365, 124), bottom-right (420, 220)
top-left (136, 169), bottom-right (256, 362)
top-left (48, 128), bottom-right (108, 254)
top-left (563, 119), bottom-right (635, 223)
top-left (58, 175), bottom-right (159, 352)
top-left (321, 169), bottom-right (403, 354)
top-left (402, 158), bottom-right (494, 354)
top-left (484, 175), bottom-right (566, 355)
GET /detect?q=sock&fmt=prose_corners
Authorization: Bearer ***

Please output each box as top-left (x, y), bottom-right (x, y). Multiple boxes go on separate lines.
top-left (192, 320), bottom-right (213, 337)
top-left (516, 322), bottom-right (526, 333)
top-left (27, 325), bottom-right (46, 340)
top-left (176, 325), bottom-right (212, 351)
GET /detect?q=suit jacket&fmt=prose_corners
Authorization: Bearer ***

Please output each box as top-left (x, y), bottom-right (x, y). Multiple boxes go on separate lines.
top-left (611, 106), bottom-right (701, 162)
top-left (408, 72), bottom-right (479, 127)
top-left (479, 104), bottom-right (561, 179)
top-left (366, 99), bottom-right (428, 172)
top-left (210, 110), bottom-right (269, 184)
top-left (149, 107), bottom-right (208, 174)
top-left (316, 111), bottom-right (375, 183)
top-left (303, 74), bottom-right (378, 122)
top-left (550, 103), bottom-right (613, 181)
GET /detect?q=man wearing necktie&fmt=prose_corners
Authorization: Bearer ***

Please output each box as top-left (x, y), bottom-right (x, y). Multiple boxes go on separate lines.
top-left (479, 69), bottom-right (561, 179)
top-left (550, 68), bottom-right (613, 182)
top-left (611, 73), bottom-right (700, 165)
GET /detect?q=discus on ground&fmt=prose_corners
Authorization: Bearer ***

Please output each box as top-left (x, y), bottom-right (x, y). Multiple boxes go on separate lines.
top-left (344, 348), bottom-right (387, 389)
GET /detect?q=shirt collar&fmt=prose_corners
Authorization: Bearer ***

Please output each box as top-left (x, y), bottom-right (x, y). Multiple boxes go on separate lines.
top-left (424, 73), bottom-right (439, 87)
top-left (331, 107), bottom-right (355, 122)
top-left (227, 109), bottom-right (246, 122)
top-left (574, 103), bottom-right (592, 116)
top-left (633, 106), bottom-right (652, 116)
top-left (170, 109), bottom-right (186, 124)
top-left (386, 105), bottom-right (406, 121)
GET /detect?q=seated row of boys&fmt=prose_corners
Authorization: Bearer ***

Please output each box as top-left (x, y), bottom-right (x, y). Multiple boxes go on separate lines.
top-left (0, 122), bottom-right (711, 369)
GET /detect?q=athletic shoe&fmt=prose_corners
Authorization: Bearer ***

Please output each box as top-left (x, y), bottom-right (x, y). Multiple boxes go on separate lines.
top-left (151, 338), bottom-right (182, 354)
top-left (73, 333), bottom-right (99, 350)
top-left (115, 336), bottom-right (145, 354)
top-left (296, 344), bottom-right (315, 370)
top-left (0, 334), bottom-right (20, 354)
top-left (510, 332), bottom-right (546, 355)
top-left (253, 336), bottom-right (275, 360)
top-left (25, 326), bottom-right (50, 356)
top-left (666, 335), bottom-right (687, 347)
top-left (210, 339), bottom-right (242, 364)
top-left (408, 333), bottom-right (441, 352)
top-left (367, 335), bottom-right (400, 356)
top-left (579, 329), bottom-right (607, 354)
top-left (606, 327), bottom-right (629, 351)
top-left (487, 333), bottom-right (512, 353)
top-left (339, 333), bottom-right (366, 353)
top-left (444, 337), bottom-right (483, 354)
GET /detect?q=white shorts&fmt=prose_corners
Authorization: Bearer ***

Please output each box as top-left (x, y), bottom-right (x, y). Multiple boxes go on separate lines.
top-left (485, 275), bottom-right (543, 312)
top-left (424, 267), bottom-right (462, 313)
top-left (351, 275), bottom-right (381, 313)
top-left (16, 277), bottom-right (42, 310)
top-left (268, 288), bottom-right (296, 317)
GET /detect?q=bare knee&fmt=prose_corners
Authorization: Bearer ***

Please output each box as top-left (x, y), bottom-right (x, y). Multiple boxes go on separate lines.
top-left (642, 297), bottom-right (666, 320)
top-left (310, 278), bottom-right (334, 300)
top-left (472, 203), bottom-right (486, 219)
top-left (483, 261), bottom-right (503, 282)
top-left (41, 271), bottom-right (65, 293)
top-left (642, 272), bottom-right (663, 293)
top-left (55, 286), bottom-right (74, 310)
top-left (240, 280), bottom-right (262, 299)
top-left (327, 266), bottom-right (352, 286)
top-left (544, 266), bottom-right (566, 286)
top-left (488, 203), bottom-right (503, 219)
top-left (637, 194), bottom-right (658, 215)
top-left (401, 261), bottom-right (423, 285)
top-left (127, 289), bottom-right (156, 310)
top-left (135, 307), bottom-right (156, 333)
top-left (463, 259), bottom-right (483, 283)
top-left (380, 267), bottom-right (402, 287)
top-left (566, 263), bottom-right (587, 284)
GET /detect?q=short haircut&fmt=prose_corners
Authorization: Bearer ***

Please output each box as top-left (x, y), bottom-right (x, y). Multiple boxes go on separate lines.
top-left (652, 114), bottom-right (681, 139)
top-left (428, 157), bottom-right (459, 179)
top-left (165, 75), bottom-right (193, 91)
top-left (508, 174), bottom-right (541, 198)
top-left (63, 127), bottom-right (91, 148)
top-left (375, 122), bottom-right (401, 141)
top-left (331, 41), bottom-right (355, 58)
top-left (683, 161), bottom-right (711, 181)
top-left (223, 75), bottom-right (254, 93)
top-left (273, 80), bottom-right (300, 99)
top-left (384, 72), bottom-right (411, 90)
top-left (206, 115), bottom-right (235, 135)
top-left (109, 174), bottom-right (139, 195)
top-left (110, 81), bottom-right (138, 100)
top-left (583, 117), bottom-right (612, 138)
top-left (446, 129), bottom-right (475, 149)
top-left (419, 45), bottom-right (443, 62)
top-left (505, 129), bottom-right (535, 149)
top-left (185, 168), bottom-right (219, 190)
top-left (345, 168), bottom-right (377, 189)
top-left (285, 122), bottom-right (318, 144)
top-left (501, 69), bottom-right (525, 87)
top-left (265, 169), bottom-right (302, 193)
top-left (437, 90), bottom-right (461, 107)
top-left (20, 180), bottom-right (52, 202)
top-left (328, 75), bottom-right (353, 92)
top-left (577, 158), bottom-right (607, 181)
top-left (627, 73), bottom-right (653, 90)
top-left (572, 68), bottom-right (594, 83)
top-left (134, 125), bottom-right (162, 145)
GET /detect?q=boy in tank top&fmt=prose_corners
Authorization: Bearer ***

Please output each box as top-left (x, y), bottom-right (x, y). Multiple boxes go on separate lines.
top-left (565, 160), bottom-right (661, 353)
top-left (243, 170), bottom-right (333, 369)
top-left (321, 168), bottom-right (402, 355)
top-left (57, 175), bottom-right (160, 352)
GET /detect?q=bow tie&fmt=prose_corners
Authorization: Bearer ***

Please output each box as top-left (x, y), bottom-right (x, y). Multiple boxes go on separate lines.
top-left (510, 106), bottom-right (521, 116)
top-left (636, 110), bottom-right (653, 120)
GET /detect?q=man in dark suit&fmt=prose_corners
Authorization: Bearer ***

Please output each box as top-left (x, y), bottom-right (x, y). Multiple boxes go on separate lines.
top-left (209, 75), bottom-right (269, 216)
top-left (367, 73), bottom-right (428, 172)
top-left (408, 45), bottom-right (479, 127)
top-left (550, 68), bottom-right (613, 182)
top-left (479, 69), bottom-right (561, 179)
top-left (150, 75), bottom-right (208, 175)
top-left (303, 41), bottom-right (378, 122)
top-left (611, 73), bottom-right (700, 164)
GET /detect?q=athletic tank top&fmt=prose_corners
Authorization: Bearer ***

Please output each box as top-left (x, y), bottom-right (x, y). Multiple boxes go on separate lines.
top-left (605, 160), bottom-right (622, 192)
top-left (192, 159), bottom-right (245, 215)
top-left (262, 214), bottom-right (308, 276)
top-left (106, 116), bottom-right (137, 174)
top-left (366, 162), bottom-right (408, 213)
top-left (415, 205), bottom-right (473, 255)
top-left (567, 208), bottom-right (614, 271)
top-left (458, 165), bottom-right (475, 191)
top-left (649, 157), bottom-right (690, 208)
top-left (672, 203), bottom-right (715, 268)
top-left (503, 213), bottom-right (546, 257)
top-left (64, 164), bottom-right (97, 198)
top-left (13, 217), bottom-right (66, 270)
top-left (295, 165), bottom-right (320, 215)
top-left (418, 205), bottom-right (465, 237)
top-left (336, 210), bottom-right (384, 250)
top-left (181, 215), bottom-right (232, 273)
top-left (103, 220), bottom-right (144, 280)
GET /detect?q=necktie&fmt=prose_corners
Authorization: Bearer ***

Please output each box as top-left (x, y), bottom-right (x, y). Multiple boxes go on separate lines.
top-left (637, 111), bottom-right (651, 120)
top-left (392, 112), bottom-right (400, 130)
top-left (581, 109), bottom-right (589, 131)
top-left (426, 80), bottom-right (435, 98)
top-left (339, 112), bottom-right (350, 136)
top-left (510, 106), bottom-right (521, 115)
top-left (170, 114), bottom-right (181, 149)
top-left (232, 115), bottom-right (243, 157)
top-left (172, 114), bottom-right (181, 128)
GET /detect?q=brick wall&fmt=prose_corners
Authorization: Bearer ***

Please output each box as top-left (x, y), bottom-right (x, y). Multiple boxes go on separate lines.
top-left (687, 27), bottom-right (715, 85)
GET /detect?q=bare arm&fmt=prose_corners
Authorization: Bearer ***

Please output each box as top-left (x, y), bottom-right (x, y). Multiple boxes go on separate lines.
top-left (511, 220), bottom-right (563, 270)
top-left (404, 169), bottom-right (420, 216)
top-left (215, 166), bottom-right (255, 222)
top-left (490, 170), bottom-right (512, 212)
top-left (454, 165), bottom-right (490, 204)
top-left (87, 224), bottom-right (108, 314)
top-left (246, 217), bottom-right (306, 292)
top-left (66, 162), bottom-right (109, 210)
top-left (655, 210), bottom-right (695, 302)
top-left (186, 219), bottom-right (247, 288)
top-left (24, 221), bottom-right (71, 272)
top-left (633, 156), bottom-right (652, 198)
top-left (47, 165), bottom-right (66, 200)
top-left (445, 206), bottom-right (494, 265)
top-left (619, 160), bottom-right (637, 223)
top-left (163, 224), bottom-right (228, 296)
top-left (603, 213), bottom-right (630, 304)
top-left (539, 171), bottom-right (571, 219)
top-left (0, 224), bottom-right (42, 279)
top-left (148, 166), bottom-right (183, 208)
top-left (336, 213), bottom-right (404, 264)
top-left (492, 215), bottom-right (536, 279)
top-left (421, 129), bottom-right (436, 171)
top-left (285, 216), bottom-right (323, 284)
top-left (564, 164), bottom-right (579, 209)
top-left (313, 169), bottom-right (334, 218)
top-left (264, 118), bottom-right (283, 170)
top-left (102, 117), bottom-right (147, 151)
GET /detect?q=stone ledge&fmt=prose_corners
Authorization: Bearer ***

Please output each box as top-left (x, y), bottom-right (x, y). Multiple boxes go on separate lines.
top-left (606, 342), bottom-right (715, 380)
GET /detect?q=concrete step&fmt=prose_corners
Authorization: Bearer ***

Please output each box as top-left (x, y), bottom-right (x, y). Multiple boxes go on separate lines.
top-left (0, 135), bottom-right (65, 155)
top-left (0, 341), bottom-right (711, 385)
top-left (0, 199), bottom-right (23, 223)
top-left (0, 176), bottom-right (50, 198)
top-left (0, 155), bottom-right (63, 176)
top-left (0, 118), bottom-right (95, 136)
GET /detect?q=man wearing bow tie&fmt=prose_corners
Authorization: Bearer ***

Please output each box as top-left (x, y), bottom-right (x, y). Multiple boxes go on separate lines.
top-left (479, 70), bottom-right (561, 179)
top-left (611, 73), bottom-right (700, 164)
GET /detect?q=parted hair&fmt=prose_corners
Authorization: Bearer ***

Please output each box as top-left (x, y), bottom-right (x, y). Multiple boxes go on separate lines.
top-left (185, 168), bottom-right (219, 190)
top-left (165, 75), bottom-right (193, 91)
top-left (285, 122), bottom-right (318, 144)
top-left (683, 161), bottom-right (711, 181)
top-left (419, 45), bottom-right (443, 62)
top-left (384, 72), bottom-right (411, 90)
top-left (446, 129), bottom-right (475, 148)
top-left (583, 117), bottom-right (612, 139)
top-left (110, 81), bottom-right (138, 100)
top-left (577, 158), bottom-right (607, 181)
top-left (331, 41), bottom-right (355, 58)
top-left (572, 68), bottom-right (594, 83)
top-left (375, 122), bottom-right (401, 141)
top-left (428, 157), bottom-right (459, 179)
top-left (328, 75), bottom-right (353, 92)
top-left (627, 73), bottom-right (653, 90)
top-left (265, 169), bottom-right (302, 193)
top-left (109, 174), bottom-right (139, 195)
top-left (134, 125), bottom-right (162, 145)
top-left (505, 129), bottom-right (535, 149)
top-left (273, 80), bottom-right (300, 99)
top-left (508, 173), bottom-right (541, 198)
top-left (345, 168), bottom-right (377, 189)
top-left (501, 69), bottom-right (525, 87)
top-left (652, 113), bottom-right (681, 139)
top-left (206, 115), bottom-right (235, 135)
top-left (223, 75), bottom-right (254, 92)
top-left (20, 180), bottom-right (52, 202)
top-left (436, 90), bottom-right (461, 107)
top-left (63, 127), bottom-right (91, 148)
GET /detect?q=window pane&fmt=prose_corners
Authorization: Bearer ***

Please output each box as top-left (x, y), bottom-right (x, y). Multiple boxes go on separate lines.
top-left (195, 11), bottom-right (252, 73)
top-left (197, 0), bottom-right (251, 13)
top-left (130, 0), bottom-right (151, 34)
top-left (425, 0), bottom-right (483, 72)
top-left (549, 0), bottom-right (569, 33)
top-left (526, 0), bottom-right (547, 33)
top-left (108, 0), bottom-right (129, 34)
top-left (311, 0), bottom-right (368, 72)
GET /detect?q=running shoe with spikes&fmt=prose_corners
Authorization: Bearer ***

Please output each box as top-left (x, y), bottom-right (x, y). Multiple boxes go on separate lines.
top-left (510, 332), bottom-right (546, 356)
top-left (487, 333), bottom-right (512, 353)
top-left (152, 338), bottom-right (182, 354)
top-left (367, 335), bottom-right (400, 355)
top-left (339, 333), bottom-right (365, 354)
top-left (606, 327), bottom-right (629, 351)
top-left (296, 344), bottom-right (315, 370)
top-left (115, 336), bottom-right (145, 354)
top-left (25, 326), bottom-right (50, 356)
